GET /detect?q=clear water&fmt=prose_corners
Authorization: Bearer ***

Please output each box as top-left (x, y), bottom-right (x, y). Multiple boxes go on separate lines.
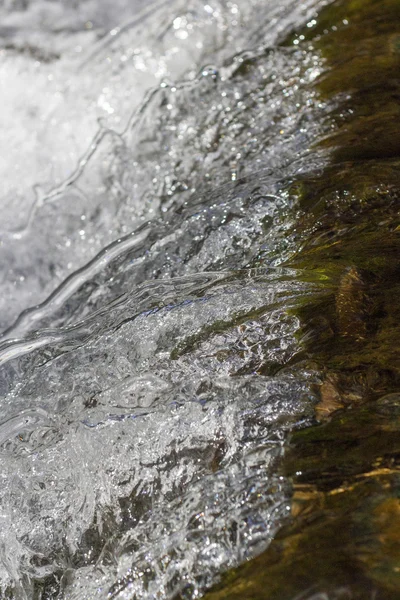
top-left (0, 1), bottom-right (332, 598)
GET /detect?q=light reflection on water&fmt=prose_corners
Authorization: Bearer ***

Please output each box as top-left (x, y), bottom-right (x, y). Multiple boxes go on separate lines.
top-left (0, 1), bottom-right (332, 598)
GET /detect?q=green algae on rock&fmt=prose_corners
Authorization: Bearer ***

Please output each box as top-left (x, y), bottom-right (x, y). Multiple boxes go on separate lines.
top-left (200, 0), bottom-right (400, 598)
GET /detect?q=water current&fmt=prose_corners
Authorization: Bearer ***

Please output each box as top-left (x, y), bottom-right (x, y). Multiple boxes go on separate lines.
top-left (1, 1), bottom-right (339, 598)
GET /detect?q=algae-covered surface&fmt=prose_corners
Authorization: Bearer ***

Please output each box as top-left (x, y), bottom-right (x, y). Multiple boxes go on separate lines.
top-left (1, 1), bottom-right (399, 597)
top-left (202, 1), bottom-right (400, 598)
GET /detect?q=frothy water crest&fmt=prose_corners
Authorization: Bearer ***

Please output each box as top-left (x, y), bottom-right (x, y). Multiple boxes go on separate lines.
top-left (0, 1), bottom-right (333, 598)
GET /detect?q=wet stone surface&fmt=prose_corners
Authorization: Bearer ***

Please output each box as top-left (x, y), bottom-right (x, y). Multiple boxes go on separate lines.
top-left (1, 0), bottom-right (400, 599)
top-left (203, 1), bottom-right (400, 598)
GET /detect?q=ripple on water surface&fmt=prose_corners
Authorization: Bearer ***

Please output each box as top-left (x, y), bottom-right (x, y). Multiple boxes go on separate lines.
top-left (0, 0), bottom-right (332, 598)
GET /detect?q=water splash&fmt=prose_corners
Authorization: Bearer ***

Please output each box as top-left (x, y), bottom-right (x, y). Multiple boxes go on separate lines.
top-left (0, 0), bottom-right (333, 598)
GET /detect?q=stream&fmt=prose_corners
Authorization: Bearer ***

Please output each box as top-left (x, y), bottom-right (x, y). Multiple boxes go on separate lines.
top-left (1, 1), bottom-right (400, 599)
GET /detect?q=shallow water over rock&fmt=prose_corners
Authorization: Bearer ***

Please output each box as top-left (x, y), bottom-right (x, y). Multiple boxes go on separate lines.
top-left (2, 0), bottom-right (399, 599)
top-left (0, 2), bottom-right (332, 597)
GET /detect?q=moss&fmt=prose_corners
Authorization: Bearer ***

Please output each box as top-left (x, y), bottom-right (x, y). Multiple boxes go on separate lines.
top-left (203, 474), bottom-right (400, 600)
top-left (200, 0), bottom-right (400, 598)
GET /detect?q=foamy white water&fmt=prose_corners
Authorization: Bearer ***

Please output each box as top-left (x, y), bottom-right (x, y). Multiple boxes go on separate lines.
top-left (0, 1), bottom-right (332, 598)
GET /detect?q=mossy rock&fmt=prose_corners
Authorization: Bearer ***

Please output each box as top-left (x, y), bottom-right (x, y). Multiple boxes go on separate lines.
top-left (201, 0), bottom-right (400, 598)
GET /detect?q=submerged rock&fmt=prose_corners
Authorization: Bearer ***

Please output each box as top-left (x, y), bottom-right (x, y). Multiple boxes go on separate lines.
top-left (203, 0), bottom-right (400, 597)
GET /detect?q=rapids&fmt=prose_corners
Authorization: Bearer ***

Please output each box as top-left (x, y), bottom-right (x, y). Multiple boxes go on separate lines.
top-left (1, 1), bottom-right (340, 598)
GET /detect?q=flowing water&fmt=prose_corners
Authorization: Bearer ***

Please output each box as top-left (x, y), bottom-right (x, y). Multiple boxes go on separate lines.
top-left (1, 1), bottom-right (399, 599)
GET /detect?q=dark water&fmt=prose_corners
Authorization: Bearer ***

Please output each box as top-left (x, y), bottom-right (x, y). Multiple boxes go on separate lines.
top-left (0, 1), bottom-right (399, 599)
